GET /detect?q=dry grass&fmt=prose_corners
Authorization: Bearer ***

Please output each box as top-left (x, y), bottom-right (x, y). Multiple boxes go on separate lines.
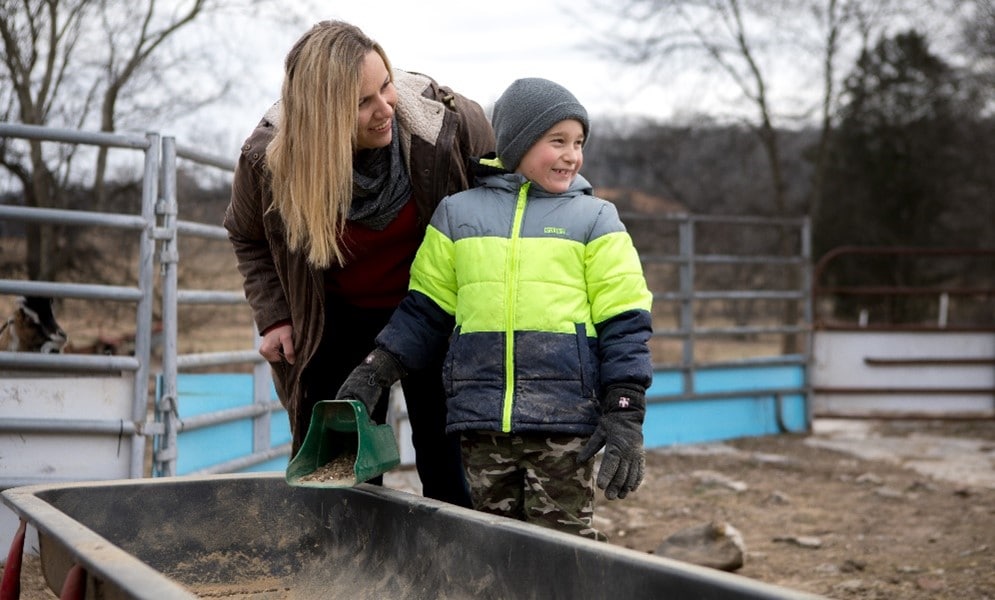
top-left (1, 234), bottom-right (255, 357)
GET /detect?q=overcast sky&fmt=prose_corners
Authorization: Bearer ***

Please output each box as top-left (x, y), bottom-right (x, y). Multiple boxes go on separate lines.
top-left (157, 0), bottom-right (954, 163)
top-left (323, 2), bottom-right (670, 117)
top-left (33, 0), bottom-right (960, 167)
top-left (181, 0), bottom-right (724, 158)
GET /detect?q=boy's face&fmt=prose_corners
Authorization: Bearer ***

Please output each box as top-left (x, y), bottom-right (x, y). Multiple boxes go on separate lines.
top-left (517, 118), bottom-right (585, 193)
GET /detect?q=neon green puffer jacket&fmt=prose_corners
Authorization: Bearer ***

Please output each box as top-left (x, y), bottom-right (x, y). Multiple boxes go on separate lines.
top-left (378, 164), bottom-right (653, 436)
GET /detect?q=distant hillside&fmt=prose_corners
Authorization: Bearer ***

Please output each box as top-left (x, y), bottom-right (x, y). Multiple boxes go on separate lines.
top-left (596, 187), bottom-right (687, 215)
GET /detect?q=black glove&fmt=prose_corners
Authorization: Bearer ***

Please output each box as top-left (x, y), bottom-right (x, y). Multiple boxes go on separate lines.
top-left (335, 348), bottom-right (407, 415)
top-left (577, 385), bottom-right (646, 500)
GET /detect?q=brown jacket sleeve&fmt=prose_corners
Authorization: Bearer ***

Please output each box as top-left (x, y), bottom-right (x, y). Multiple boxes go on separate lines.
top-left (403, 72), bottom-right (496, 223)
top-left (223, 118), bottom-right (293, 334)
top-left (447, 87), bottom-right (495, 165)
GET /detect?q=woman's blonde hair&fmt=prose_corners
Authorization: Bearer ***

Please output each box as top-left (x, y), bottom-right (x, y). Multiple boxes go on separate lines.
top-left (267, 21), bottom-right (391, 268)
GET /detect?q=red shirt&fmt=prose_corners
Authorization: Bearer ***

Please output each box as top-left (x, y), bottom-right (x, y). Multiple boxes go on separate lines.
top-left (325, 198), bottom-right (423, 309)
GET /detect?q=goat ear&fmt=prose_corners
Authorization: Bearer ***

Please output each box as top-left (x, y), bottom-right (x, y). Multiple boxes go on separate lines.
top-left (19, 301), bottom-right (42, 325)
top-left (23, 296), bottom-right (53, 311)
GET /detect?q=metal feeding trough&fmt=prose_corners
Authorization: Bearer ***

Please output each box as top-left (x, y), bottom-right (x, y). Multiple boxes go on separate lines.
top-left (1, 474), bottom-right (826, 599)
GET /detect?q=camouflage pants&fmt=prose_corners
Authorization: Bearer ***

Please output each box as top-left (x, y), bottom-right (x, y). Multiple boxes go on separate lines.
top-left (459, 431), bottom-right (607, 542)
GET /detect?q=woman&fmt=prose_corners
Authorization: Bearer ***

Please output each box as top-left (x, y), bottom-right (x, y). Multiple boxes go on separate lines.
top-left (224, 20), bottom-right (495, 506)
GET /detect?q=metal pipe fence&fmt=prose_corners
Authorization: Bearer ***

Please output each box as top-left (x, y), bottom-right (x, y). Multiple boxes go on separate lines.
top-left (0, 123), bottom-right (283, 481)
top-left (2, 122), bottom-right (815, 486)
top-left (622, 211), bottom-right (812, 421)
top-left (0, 123), bottom-right (160, 482)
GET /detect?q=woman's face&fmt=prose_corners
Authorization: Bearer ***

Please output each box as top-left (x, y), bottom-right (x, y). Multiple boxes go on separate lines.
top-left (355, 51), bottom-right (397, 151)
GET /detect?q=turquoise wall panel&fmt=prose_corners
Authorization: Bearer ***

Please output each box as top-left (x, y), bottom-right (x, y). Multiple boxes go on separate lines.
top-left (644, 394), bottom-right (807, 447)
top-left (158, 373), bottom-right (289, 476)
top-left (163, 362), bottom-right (808, 475)
top-left (644, 363), bottom-right (808, 447)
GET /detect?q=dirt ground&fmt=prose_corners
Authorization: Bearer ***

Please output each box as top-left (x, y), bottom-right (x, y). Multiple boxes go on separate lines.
top-left (6, 417), bottom-right (993, 600)
top-left (593, 418), bottom-right (995, 599)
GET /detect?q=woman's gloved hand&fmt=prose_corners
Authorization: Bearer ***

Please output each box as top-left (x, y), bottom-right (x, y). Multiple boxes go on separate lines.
top-left (335, 348), bottom-right (407, 414)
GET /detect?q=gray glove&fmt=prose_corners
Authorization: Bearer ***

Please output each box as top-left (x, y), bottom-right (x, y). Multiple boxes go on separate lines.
top-left (335, 348), bottom-right (407, 415)
top-left (577, 385), bottom-right (646, 500)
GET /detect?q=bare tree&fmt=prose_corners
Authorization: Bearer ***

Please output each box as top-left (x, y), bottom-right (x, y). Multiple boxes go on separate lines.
top-left (584, 0), bottom-right (922, 218)
top-left (0, 0), bottom-right (310, 281)
top-left (582, 0), bottom-right (945, 351)
top-left (965, 0), bottom-right (995, 55)
top-left (0, 0), bottom-right (94, 280)
top-left (90, 1), bottom-right (217, 207)
top-left (958, 0), bottom-right (995, 102)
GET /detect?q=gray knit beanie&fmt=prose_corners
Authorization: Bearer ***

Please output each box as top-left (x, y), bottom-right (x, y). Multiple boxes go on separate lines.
top-left (492, 78), bottom-right (590, 172)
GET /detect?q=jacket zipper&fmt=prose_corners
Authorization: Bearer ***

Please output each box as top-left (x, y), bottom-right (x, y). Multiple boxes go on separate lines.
top-left (502, 181), bottom-right (530, 432)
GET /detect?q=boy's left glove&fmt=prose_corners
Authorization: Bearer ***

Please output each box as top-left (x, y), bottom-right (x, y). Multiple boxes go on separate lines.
top-left (335, 348), bottom-right (407, 415)
top-left (577, 385), bottom-right (646, 500)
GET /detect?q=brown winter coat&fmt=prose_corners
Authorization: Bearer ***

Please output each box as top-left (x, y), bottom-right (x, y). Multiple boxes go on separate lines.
top-left (223, 70), bottom-right (495, 445)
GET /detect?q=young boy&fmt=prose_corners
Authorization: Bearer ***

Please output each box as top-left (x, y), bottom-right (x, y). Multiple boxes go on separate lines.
top-left (337, 78), bottom-right (653, 541)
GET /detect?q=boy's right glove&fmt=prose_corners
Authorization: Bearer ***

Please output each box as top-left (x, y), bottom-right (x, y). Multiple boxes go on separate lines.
top-left (335, 348), bottom-right (407, 415)
top-left (577, 385), bottom-right (646, 500)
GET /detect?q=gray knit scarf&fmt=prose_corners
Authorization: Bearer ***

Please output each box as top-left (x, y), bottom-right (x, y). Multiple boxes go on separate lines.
top-left (350, 119), bottom-right (411, 230)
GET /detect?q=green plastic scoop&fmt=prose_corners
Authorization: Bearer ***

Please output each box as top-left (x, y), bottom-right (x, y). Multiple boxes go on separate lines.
top-left (285, 399), bottom-right (400, 488)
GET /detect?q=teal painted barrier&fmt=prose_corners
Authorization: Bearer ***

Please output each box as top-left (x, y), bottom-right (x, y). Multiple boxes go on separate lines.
top-left (644, 394), bottom-right (807, 446)
top-left (155, 373), bottom-right (290, 475)
top-left (644, 362), bottom-right (808, 447)
top-left (160, 362), bottom-right (807, 475)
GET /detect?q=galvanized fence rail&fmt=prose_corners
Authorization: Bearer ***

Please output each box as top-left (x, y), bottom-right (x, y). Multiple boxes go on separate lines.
top-left (809, 246), bottom-right (995, 419)
top-left (623, 212), bottom-right (813, 436)
top-left (153, 137), bottom-right (288, 476)
top-left (0, 123), bottom-right (287, 483)
top-left (0, 123), bottom-right (160, 484)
